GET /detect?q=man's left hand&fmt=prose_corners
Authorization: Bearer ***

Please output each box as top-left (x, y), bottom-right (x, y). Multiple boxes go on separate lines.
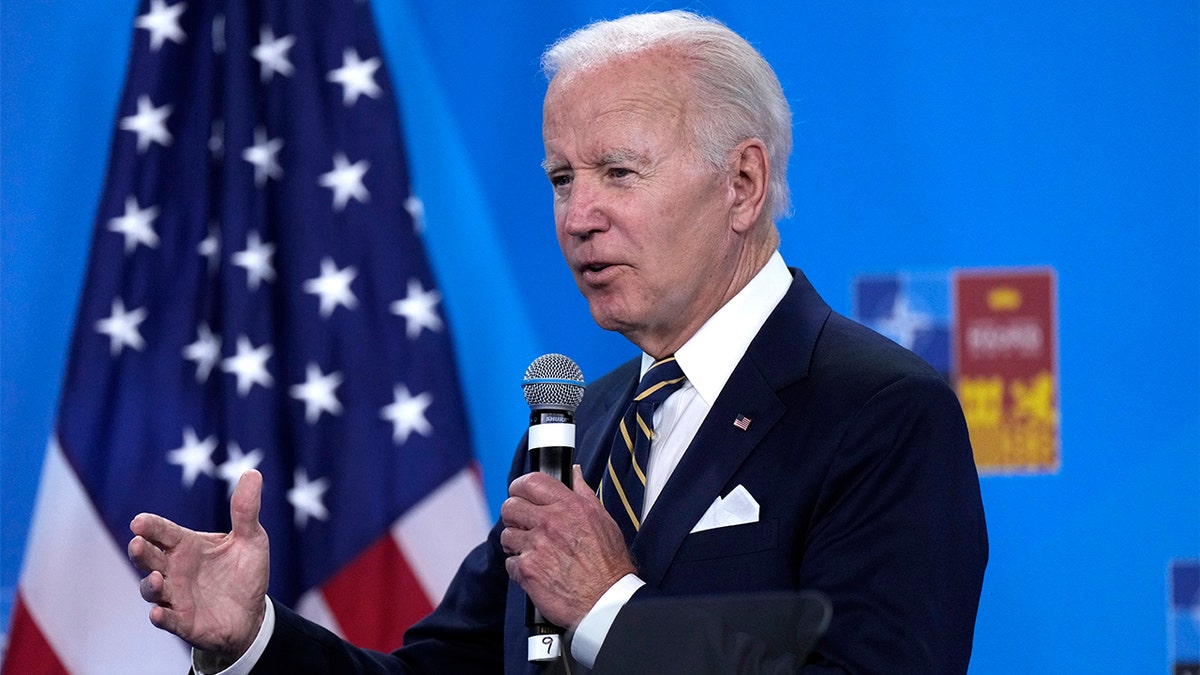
top-left (500, 465), bottom-right (636, 629)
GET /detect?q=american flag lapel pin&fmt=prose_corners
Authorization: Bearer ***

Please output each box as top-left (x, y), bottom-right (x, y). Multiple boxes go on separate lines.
top-left (733, 414), bottom-right (751, 431)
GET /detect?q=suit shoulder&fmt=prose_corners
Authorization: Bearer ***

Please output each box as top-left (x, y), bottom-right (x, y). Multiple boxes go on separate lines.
top-left (576, 357), bottom-right (639, 417)
top-left (813, 311), bottom-right (951, 395)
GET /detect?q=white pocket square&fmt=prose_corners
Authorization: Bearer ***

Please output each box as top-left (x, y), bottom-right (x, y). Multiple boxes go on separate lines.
top-left (690, 484), bottom-right (760, 533)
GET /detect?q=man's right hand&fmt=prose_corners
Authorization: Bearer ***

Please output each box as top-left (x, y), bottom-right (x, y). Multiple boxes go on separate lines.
top-left (128, 469), bottom-right (270, 669)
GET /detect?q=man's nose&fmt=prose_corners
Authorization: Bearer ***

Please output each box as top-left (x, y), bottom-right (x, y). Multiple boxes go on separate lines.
top-left (559, 181), bottom-right (608, 238)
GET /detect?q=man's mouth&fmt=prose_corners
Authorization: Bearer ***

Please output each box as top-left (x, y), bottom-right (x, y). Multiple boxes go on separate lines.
top-left (579, 261), bottom-right (618, 283)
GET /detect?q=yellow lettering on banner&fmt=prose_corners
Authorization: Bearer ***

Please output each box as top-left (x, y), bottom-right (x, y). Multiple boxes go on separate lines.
top-left (1011, 372), bottom-right (1058, 424)
top-left (959, 376), bottom-right (1004, 428)
top-left (961, 372), bottom-right (1060, 472)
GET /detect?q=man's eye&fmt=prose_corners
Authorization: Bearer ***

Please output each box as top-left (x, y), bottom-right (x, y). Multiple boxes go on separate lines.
top-left (608, 168), bottom-right (633, 179)
top-left (550, 174), bottom-right (572, 188)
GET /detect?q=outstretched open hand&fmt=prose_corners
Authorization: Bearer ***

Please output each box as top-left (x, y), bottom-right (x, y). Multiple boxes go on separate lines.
top-left (128, 469), bottom-right (270, 666)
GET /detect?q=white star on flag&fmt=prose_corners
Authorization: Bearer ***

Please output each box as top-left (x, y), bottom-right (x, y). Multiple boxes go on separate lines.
top-left (221, 335), bottom-right (274, 396)
top-left (211, 13), bottom-right (226, 55)
top-left (232, 231), bottom-right (276, 290)
top-left (217, 442), bottom-right (264, 497)
top-left (108, 196), bottom-right (160, 254)
top-left (404, 195), bottom-right (425, 234)
top-left (289, 363), bottom-right (344, 424)
top-left (391, 278), bottom-right (443, 339)
top-left (242, 127), bottom-right (284, 186)
top-left (135, 0), bottom-right (187, 52)
top-left (252, 26), bottom-right (296, 82)
top-left (288, 469), bottom-right (331, 528)
top-left (183, 322), bottom-right (222, 383)
top-left (198, 224), bottom-right (220, 274)
top-left (318, 152), bottom-right (370, 211)
top-left (303, 258), bottom-right (359, 318)
top-left (95, 298), bottom-right (147, 356)
top-left (381, 384), bottom-right (433, 445)
top-left (327, 48), bottom-right (382, 106)
top-left (208, 119), bottom-right (224, 158)
top-left (167, 427), bottom-right (217, 488)
top-left (120, 95), bottom-right (173, 152)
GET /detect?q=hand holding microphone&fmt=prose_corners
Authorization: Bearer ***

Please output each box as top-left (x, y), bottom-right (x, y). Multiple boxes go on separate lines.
top-left (520, 353), bottom-right (584, 661)
top-left (501, 354), bottom-right (636, 663)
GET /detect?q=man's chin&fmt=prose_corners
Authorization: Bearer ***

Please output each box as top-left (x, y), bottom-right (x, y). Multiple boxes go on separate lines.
top-left (587, 305), bottom-right (635, 336)
top-left (590, 313), bottom-right (627, 334)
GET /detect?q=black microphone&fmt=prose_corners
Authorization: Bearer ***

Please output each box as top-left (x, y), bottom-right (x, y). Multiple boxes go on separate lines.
top-left (520, 353), bottom-right (585, 663)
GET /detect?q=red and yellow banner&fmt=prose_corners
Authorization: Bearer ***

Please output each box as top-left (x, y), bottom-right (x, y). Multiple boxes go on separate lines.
top-left (953, 269), bottom-right (1059, 473)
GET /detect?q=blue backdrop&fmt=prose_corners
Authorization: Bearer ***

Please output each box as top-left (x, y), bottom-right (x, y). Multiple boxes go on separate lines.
top-left (2, 2), bottom-right (1197, 672)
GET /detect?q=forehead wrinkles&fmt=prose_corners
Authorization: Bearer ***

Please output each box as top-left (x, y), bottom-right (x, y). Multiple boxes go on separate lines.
top-left (543, 66), bottom-right (695, 170)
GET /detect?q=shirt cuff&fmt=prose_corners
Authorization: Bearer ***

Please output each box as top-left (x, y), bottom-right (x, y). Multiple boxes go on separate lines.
top-left (570, 574), bottom-right (645, 668)
top-left (192, 596), bottom-right (275, 675)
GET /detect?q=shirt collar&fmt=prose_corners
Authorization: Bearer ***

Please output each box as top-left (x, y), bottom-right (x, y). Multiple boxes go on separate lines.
top-left (640, 251), bottom-right (792, 405)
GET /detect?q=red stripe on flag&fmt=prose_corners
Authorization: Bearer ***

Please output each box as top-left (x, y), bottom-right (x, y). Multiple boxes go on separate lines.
top-left (1, 593), bottom-right (69, 675)
top-left (321, 534), bottom-right (434, 652)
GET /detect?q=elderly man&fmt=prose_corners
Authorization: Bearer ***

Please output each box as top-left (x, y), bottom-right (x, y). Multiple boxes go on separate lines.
top-left (130, 10), bottom-right (987, 674)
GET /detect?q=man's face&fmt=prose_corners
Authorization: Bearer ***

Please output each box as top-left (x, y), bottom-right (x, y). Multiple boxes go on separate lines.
top-left (542, 50), bottom-right (743, 357)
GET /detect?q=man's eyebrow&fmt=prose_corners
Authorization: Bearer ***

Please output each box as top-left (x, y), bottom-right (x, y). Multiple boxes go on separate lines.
top-left (542, 150), bottom-right (644, 175)
top-left (598, 149), bottom-right (642, 166)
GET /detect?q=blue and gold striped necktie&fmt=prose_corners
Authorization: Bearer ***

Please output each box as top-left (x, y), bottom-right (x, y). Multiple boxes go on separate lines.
top-left (600, 356), bottom-right (687, 546)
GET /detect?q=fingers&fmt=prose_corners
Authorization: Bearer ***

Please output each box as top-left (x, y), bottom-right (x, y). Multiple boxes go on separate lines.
top-left (498, 522), bottom-right (527, 556)
top-left (230, 470), bottom-right (263, 538)
top-left (570, 465), bottom-right (597, 501)
top-left (508, 471), bottom-right (572, 505)
top-left (503, 473), bottom-right (558, 530)
top-left (139, 569), bottom-right (166, 604)
top-left (148, 603), bottom-right (179, 636)
top-left (128, 534), bottom-right (167, 575)
top-left (503, 549), bottom-right (528, 586)
top-left (139, 571), bottom-right (185, 640)
top-left (129, 512), bottom-right (184, 550)
top-left (504, 466), bottom-right (599, 529)
top-left (500, 492), bottom-right (536, 531)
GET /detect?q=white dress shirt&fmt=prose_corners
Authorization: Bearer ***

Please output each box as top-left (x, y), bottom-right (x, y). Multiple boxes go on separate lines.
top-left (570, 251), bottom-right (792, 667)
top-left (204, 252), bottom-right (793, 674)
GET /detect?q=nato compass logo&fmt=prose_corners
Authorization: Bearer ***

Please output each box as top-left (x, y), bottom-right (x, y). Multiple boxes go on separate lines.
top-left (852, 273), bottom-right (951, 379)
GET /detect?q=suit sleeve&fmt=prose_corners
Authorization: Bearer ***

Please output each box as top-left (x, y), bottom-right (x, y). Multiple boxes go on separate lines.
top-left (593, 373), bottom-right (987, 675)
top-left (251, 447), bottom-right (529, 673)
top-left (796, 373), bottom-right (988, 674)
top-left (251, 520), bottom-right (508, 673)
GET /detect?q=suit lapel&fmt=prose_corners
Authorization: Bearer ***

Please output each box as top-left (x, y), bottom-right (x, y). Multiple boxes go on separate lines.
top-left (631, 269), bottom-right (831, 586)
top-left (632, 362), bottom-right (786, 585)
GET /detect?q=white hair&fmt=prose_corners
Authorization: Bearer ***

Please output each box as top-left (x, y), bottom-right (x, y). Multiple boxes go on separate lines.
top-left (542, 10), bottom-right (793, 219)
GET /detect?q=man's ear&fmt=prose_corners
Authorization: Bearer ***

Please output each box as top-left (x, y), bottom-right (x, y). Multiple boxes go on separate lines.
top-left (728, 139), bottom-right (769, 233)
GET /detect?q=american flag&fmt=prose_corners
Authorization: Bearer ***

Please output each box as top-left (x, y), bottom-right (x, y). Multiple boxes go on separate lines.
top-left (2, 0), bottom-right (490, 672)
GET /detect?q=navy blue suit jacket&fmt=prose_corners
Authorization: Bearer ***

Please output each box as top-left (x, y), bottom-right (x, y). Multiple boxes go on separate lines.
top-left (257, 269), bottom-right (988, 674)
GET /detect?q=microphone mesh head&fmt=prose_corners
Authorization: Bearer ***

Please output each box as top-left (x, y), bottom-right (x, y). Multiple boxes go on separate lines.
top-left (522, 353), bottom-right (585, 409)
